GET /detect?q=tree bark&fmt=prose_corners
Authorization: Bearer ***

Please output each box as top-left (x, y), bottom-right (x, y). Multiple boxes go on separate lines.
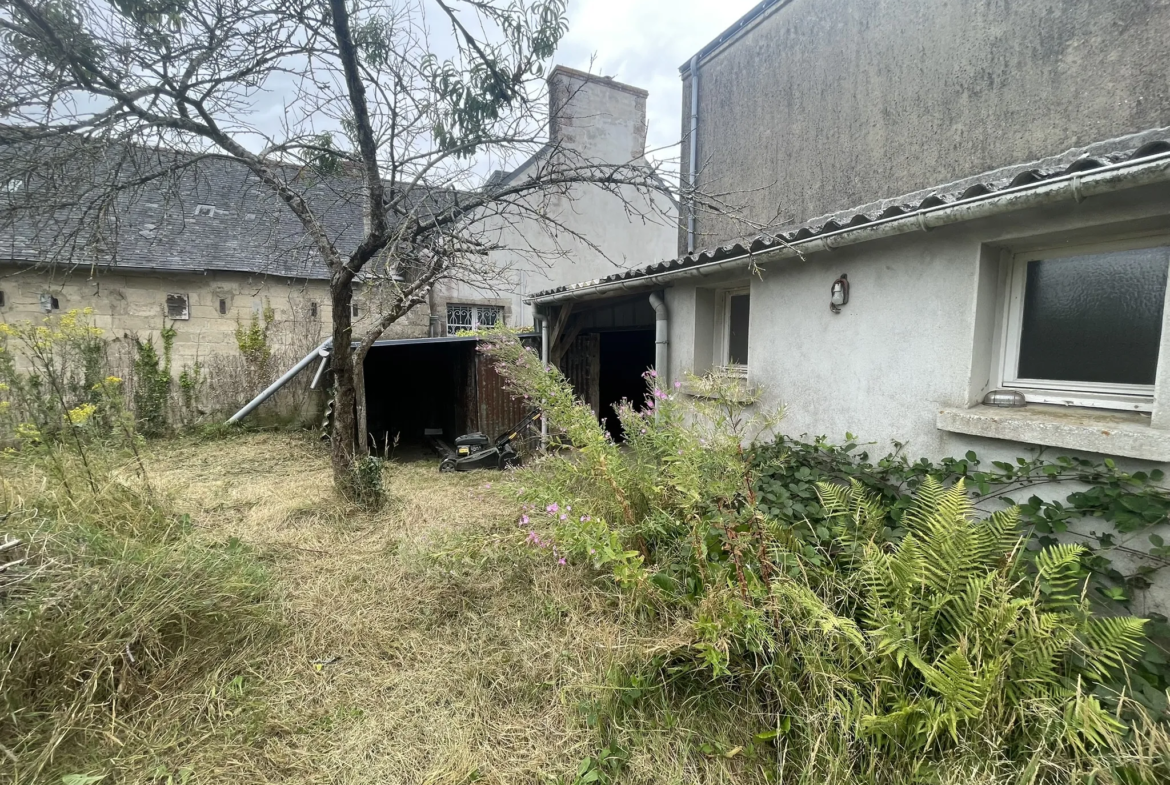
top-left (329, 282), bottom-right (357, 489)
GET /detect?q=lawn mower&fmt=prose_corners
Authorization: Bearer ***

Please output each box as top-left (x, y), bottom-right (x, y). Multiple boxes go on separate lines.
top-left (430, 409), bottom-right (541, 472)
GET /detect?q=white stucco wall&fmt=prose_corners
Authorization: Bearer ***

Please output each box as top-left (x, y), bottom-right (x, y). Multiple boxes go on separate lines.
top-left (664, 181), bottom-right (1170, 615)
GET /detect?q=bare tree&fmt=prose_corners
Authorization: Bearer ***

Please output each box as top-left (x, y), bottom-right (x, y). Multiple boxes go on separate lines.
top-left (0, 0), bottom-right (754, 495)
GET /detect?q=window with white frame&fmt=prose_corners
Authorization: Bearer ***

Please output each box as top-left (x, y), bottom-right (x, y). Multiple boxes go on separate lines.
top-left (997, 239), bottom-right (1170, 411)
top-left (166, 293), bottom-right (190, 320)
top-left (447, 303), bottom-right (503, 335)
top-left (717, 289), bottom-right (750, 374)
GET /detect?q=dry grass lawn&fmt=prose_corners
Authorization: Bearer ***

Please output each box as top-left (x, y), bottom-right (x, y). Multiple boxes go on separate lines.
top-left (124, 431), bottom-right (762, 785)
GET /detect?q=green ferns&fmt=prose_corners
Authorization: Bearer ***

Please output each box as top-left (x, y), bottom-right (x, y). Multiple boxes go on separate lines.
top-left (822, 479), bottom-right (1146, 753)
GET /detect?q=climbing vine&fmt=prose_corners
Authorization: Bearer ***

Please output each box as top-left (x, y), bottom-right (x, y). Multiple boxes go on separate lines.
top-left (132, 325), bottom-right (175, 436)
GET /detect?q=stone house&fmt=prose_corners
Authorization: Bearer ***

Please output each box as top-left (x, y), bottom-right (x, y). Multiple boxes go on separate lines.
top-left (528, 0), bottom-right (1170, 610)
top-left (0, 157), bottom-right (428, 375)
top-left (0, 65), bottom-right (674, 379)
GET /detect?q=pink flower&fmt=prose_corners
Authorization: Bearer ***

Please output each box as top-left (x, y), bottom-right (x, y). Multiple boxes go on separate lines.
top-left (559, 513), bottom-right (567, 520)
top-left (521, 515), bottom-right (529, 525)
top-left (484, 483), bottom-right (492, 489)
top-left (589, 548), bottom-right (596, 555)
top-left (643, 369), bottom-right (658, 378)
top-left (653, 388), bottom-right (667, 400)
top-left (558, 557), bottom-right (567, 566)
top-left (674, 380), bottom-right (682, 389)
top-left (646, 399), bottom-right (655, 409)
top-left (546, 503), bottom-right (559, 513)
top-left (580, 515), bottom-right (591, 522)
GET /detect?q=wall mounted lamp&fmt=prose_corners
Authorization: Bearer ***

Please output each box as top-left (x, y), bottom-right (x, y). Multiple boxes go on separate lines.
top-left (830, 273), bottom-right (849, 314)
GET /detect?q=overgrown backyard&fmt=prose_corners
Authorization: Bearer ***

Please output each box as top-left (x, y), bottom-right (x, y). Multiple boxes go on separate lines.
top-left (4, 319), bottom-right (1170, 784)
top-left (4, 432), bottom-right (746, 784)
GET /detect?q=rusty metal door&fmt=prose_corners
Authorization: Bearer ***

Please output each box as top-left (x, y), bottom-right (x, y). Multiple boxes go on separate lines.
top-left (475, 351), bottom-right (528, 437)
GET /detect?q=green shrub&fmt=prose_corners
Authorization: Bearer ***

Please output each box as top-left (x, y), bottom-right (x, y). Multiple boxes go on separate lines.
top-left (481, 328), bottom-right (1170, 784)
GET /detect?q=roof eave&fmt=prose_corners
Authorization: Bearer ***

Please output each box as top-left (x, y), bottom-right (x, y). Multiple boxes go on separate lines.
top-left (528, 148), bottom-right (1170, 306)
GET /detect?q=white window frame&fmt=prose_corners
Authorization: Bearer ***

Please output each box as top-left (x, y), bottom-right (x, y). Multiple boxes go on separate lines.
top-left (446, 303), bottom-right (504, 335)
top-left (715, 287), bottom-right (750, 377)
top-left (166, 293), bottom-right (190, 320)
top-left (996, 236), bottom-right (1170, 412)
top-left (39, 293), bottom-right (59, 313)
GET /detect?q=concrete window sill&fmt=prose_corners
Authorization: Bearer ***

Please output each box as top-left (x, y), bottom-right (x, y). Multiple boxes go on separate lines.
top-left (936, 404), bottom-right (1170, 462)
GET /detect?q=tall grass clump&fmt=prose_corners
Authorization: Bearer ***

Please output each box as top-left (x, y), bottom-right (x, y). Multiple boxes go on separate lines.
top-left (0, 454), bottom-right (279, 783)
top-left (482, 328), bottom-right (1170, 785)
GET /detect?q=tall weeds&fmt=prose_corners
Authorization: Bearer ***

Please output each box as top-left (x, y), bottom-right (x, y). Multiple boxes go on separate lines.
top-left (0, 450), bottom-right (279, 783)
top-left (482, 328), bottom-right (1170, 784)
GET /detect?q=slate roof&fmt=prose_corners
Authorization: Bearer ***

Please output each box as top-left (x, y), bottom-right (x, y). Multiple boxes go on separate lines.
top-left (0, 149), bottom-right (373, 280)
top-left (531, 129), bottom-right (1170, 300)
top-left (0, 142), bottom-right (470, 281)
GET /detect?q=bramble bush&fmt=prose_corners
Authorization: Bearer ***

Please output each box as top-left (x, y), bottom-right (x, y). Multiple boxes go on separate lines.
top-left (481, 327), bottom-right (1170, 785)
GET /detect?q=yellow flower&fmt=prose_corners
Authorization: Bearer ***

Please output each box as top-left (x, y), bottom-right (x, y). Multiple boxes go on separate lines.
top-left (15, 422), bottom-right (41, 443)
top-left (105, 376), bottom-right (122, 384)
top-left (0, 382), bottom-right (8, 392)
top-left (66, 403), bottom-right (97, 425)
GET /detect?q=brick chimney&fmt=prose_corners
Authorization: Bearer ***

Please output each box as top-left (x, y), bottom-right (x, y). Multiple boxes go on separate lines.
top-left (547, 65), bottom-right (649, 164)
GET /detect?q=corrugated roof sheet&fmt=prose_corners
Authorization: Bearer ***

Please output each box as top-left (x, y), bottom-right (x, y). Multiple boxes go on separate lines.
top-left (531, 131), bottom-right (1170, 299)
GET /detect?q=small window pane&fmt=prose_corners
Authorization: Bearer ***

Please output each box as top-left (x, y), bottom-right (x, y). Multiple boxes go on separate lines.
top-left (447, 304), bottom-right (472, 334)
top-left (478, 306), bottom-right (501, 327)
top-left (218, 298), bottom-right (227, 315)
top-left (1017, 246), bottom-right (1168, 386)
top-left (728, 294), bottom-right (750, 366)
top-left (166, 294), bottom-right (189, 319)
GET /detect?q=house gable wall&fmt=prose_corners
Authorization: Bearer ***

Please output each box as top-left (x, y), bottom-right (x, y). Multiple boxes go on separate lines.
top-left (681, 0), bottom-right (1170, 253)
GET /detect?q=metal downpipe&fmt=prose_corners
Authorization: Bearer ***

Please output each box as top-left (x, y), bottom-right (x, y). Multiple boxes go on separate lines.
top-left (687, 53), bottom-right (700, 254)
top-left (540, 313), bottom-right (549, 449)
top-left (648, 291), bottom-right (669, 388)
top-left (227, 338), bottom-right (332, 424)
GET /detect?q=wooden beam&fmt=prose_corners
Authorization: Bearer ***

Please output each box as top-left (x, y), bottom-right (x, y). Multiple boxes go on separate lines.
top-left (552, 323), bottom-right (583, 365)
top-left (548, 303), bottom-right (574, 358)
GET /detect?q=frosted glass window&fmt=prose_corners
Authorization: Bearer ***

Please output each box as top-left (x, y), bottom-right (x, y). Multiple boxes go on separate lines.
top-left (728, 293), bottom-right (750, 366)
top-left (1016, 247), bottom-right (1168, 386)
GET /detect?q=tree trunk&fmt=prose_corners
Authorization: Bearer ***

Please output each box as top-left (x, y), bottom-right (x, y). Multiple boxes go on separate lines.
top-left (329, 282), bottom-right (358, 491)
top-left (355, 343), bottom-right (369, 456)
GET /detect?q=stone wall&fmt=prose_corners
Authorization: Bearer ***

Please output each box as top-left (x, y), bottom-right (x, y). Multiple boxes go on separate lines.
top-left (0, 264), bottom-right (429, 370)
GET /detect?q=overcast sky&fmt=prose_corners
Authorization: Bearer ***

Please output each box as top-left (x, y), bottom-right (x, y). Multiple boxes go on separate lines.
top-left (554, 0), bottom-right (754, 155)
